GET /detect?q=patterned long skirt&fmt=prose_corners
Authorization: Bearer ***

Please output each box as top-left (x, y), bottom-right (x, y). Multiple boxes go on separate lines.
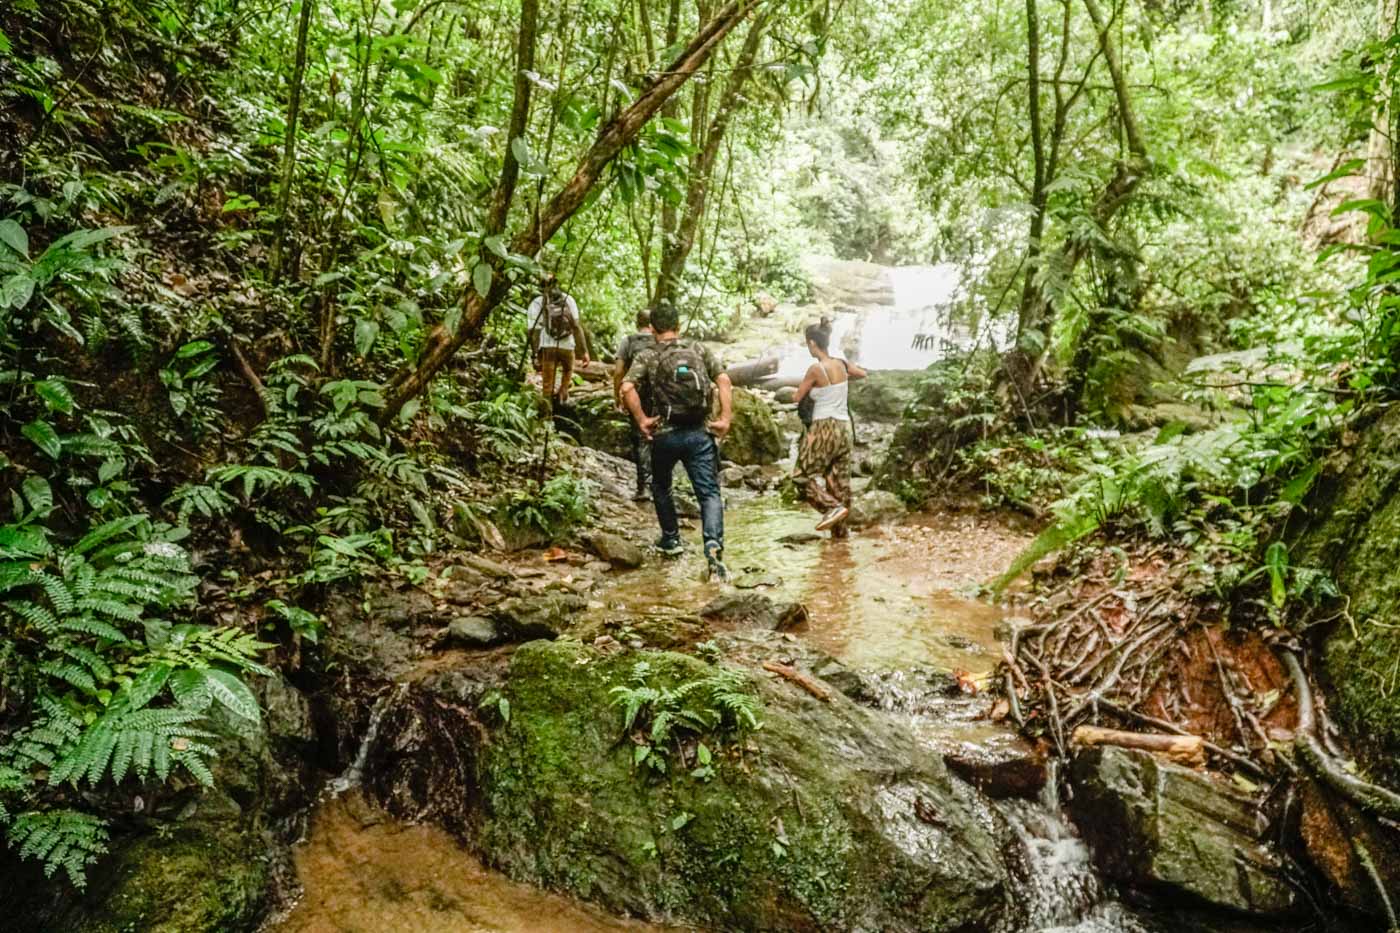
top-left (794, 418), bottom-right (852, 514)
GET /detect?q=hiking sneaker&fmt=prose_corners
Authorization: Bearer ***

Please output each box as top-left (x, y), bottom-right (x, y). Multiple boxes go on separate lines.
top-left (654, 536), bottom-right (684, 558)
top-left (705, 546), bottom-right (730, 583)
top-left (815, 506), bottom-right (850, 532)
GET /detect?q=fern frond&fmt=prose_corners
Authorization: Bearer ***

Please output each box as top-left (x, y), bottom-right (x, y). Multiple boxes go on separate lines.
top-left (5, 599), bottom-right (61, 634)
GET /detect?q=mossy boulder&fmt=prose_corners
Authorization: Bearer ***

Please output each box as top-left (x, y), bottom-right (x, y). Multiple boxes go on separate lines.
top-left (35, 826), bottom-right (270, 933)
top-left (1290, 406), bottom-right (1400, 784)
top-left (471, 640), bottom-right (1008, 930)
top-left (848, 370), bottom-right (924, 423)
top-left (721, 388), bottom-right (786, 466)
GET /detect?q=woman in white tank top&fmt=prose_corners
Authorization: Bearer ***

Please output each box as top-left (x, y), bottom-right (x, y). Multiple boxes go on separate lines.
top-left (792, 322), bottom-right (867, 536)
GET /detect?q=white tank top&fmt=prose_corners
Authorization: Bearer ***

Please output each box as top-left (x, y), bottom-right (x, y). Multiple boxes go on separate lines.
top-left (810, 379), bottom-right (849, 422)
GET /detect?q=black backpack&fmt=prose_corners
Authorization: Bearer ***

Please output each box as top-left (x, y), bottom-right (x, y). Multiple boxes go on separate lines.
top-left (652, 340), bottom-right (712, 428)
top-left (542, 290), bottom-right (573, 340)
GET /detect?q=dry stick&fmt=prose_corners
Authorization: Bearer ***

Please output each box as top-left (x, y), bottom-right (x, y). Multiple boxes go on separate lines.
top-left (1058, 629), bottom-right (1101, 681)
top-left (1280, 648), bottom-right (1400, 821)
top-left (1066, 619), bottom-right (1176, 722)
top-left (1002, 648), bottom-right (1028, 727)
top-left (1092, 697), bottom-right (1268, 779)
top-left (762, 662), bottom-right (831, 702)
top-left (228, 339), bottom-right (269, 414)
top-left (1025, 648), bottom-right (1066, 757)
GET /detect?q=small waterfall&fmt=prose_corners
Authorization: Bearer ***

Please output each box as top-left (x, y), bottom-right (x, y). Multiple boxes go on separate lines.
top-left (995, 762), bottom-right (1157, 933)
top-left (328, 685), bottom-right (405, 798)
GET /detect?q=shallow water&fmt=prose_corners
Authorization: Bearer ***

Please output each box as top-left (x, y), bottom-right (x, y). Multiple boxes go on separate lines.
top-left (277, 795), bottom-right (666, 933)
top-left (590, 493), bottom-right (1030, 676)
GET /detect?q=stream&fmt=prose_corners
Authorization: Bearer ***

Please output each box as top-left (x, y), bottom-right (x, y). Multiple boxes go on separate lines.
top-left (276, 492), bottom-right (1184, 932)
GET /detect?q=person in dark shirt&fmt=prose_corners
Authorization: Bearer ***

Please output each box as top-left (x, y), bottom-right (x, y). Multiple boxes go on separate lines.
top-left (620, 301), bottom-right (733, 582)
top-left (613, 308), bottom-right (656, 501)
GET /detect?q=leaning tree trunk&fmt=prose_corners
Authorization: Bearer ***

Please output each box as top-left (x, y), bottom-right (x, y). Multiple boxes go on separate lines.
top-left (652, 9), bottom-right (768, 307)
top-left (380, 0), bottom-right (764, 422)
top-left (1369, 0), bottom-right (1400, 215)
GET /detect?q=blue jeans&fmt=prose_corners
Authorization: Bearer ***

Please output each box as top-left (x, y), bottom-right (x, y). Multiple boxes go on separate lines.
top-left (650, 427), bottom-right (724, 555)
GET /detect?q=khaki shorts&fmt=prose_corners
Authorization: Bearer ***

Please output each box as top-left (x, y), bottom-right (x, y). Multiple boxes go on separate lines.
top-left (538, 346), bottom-right (573, 366)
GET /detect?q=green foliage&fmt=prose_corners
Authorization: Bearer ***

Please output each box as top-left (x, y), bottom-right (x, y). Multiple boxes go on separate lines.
top-left (0, 512), bottom-right (268, 885)
top-left (609, 660), bottom-right (762, 777)
top-left (496, 473), bottom-right (591, 540)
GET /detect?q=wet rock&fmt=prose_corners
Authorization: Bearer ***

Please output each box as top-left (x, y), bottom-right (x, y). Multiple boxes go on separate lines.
top-left (488, 592), bottom-right (589, 640)
top-left (944, 746), bottom-right (1048, 800)
top-left (583, 559), bottom-right (613, 574)
top-left (363, 670), bottom-right (495, 837)
top-left (720, 387), bottom-right (784, 466)
top-left (364, 584), bottom-right (435, 630)
top-left (773, 385), bottom-right (798, 404)
top-left (733, 571), bottom-right (782, 589)
top-left (1068, 747), bottom-right (1295, 917)
top-left (584, 531), bottom-right (644, 569)
top-left (557, 395), bottom-right (633, 461)
top-left (473, 640), bottom-right (1009, 930)
top-left (744, 464), bottom-right (787, 491)
top-left (849, 489), bottom-right (904, 527)
top-left (778, 531), bottom-right (823, 545)
top-left (446, 615), bottom-right (504, 648)
top-left (720, 464), bottom-right (748, 486)
top-left (848, 370), bottom-right (924, 423)
top-left (700, 591), bottom-right (808, 631)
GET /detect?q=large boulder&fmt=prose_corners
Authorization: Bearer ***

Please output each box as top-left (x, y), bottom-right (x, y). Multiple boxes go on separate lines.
top-left (473, 641), bottom-right (1009, 930)
top-left (850, 489), bottom-right (904, 527)
top-left (1068, 747), bottom-right (1294, 917)
top-left (847, 370), bottom-right (924, 423)
top-left (721, 387), bottom-right (785, 466)
top-left (700, 591), bottom-right (808, 631)
top-left (360, 641), bottom-right (1009, 931)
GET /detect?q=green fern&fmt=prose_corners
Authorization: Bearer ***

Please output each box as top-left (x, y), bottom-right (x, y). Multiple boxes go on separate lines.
top-left (6, 810), bottom-right (109, 888)
top-left (0, 512), bottom-right (268, 886)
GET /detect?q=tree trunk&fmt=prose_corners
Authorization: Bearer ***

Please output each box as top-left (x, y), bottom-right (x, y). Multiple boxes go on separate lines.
top-left (380, 0), bottom-right (763, 422)
top-left (1005, 0), bottom-right (1148, 401)
top-left (652, 10), bottom-right (768, 306)
top-left (268, 0), bottom-right (315, 283)
top-left (1369, 0), bottom-right (1400, 214)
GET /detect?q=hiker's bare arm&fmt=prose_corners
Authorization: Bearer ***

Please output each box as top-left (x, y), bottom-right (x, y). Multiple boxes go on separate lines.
top-left (708, 373), bottom-right (734, 439)
top-left (571, 318), bottom-right (591, 366)
top-left (845, 360), bottom-right (868, 380)
top-left (793, 364), bottom-right (819, 403)
top-left (622, 382), bottom-right (659, 438)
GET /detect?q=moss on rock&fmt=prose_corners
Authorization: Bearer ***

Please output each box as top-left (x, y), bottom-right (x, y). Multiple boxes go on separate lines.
top-left (475, 640), bottom-right (1007, 930)
top-left (1292, 406), bottom-right (1400, 783)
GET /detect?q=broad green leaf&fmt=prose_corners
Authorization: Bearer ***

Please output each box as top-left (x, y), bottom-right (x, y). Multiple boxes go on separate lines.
top-left (201, 669), bottom-right (260, 722)
top-left (354, 318), bottom-right (379, 357)
top-left (21, 476), bottom-right (52, 514)
top-left (175, 340), bottom-right (214, 359)
top-left (484, 235), bottom-right (508, 259)
top-left (510, 136), bottom-right (531, 167)
top-left (33, 377), bottom-right (74, 414)
top-left (0, 218), bottom-right (28, 258)
top-left (472, 261), bottom-right (492, 298)
top-left (0, 273), bottom-right (34, 309)
top-left (22, 420), bottom-right (61, 459)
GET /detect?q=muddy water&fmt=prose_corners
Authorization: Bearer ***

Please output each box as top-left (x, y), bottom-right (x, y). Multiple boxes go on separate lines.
top-left (278, 795), bottom-right (668, 933)
top-left (591, 493), bottom-right (1030, 677)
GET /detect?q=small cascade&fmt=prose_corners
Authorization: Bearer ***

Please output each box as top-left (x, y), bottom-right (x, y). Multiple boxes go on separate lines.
top-left (995, 762), bottom-right (1157, 933)
top-left (327, 684), bottom-right (405, 798)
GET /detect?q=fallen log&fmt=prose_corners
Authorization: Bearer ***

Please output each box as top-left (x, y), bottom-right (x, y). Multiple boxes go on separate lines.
top-left (1071, 724), bottom-right (1206, 767)
top-left (725, 355), bottom-right (779, 387)
top-left (762, 661), bottom-right (831, 701)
